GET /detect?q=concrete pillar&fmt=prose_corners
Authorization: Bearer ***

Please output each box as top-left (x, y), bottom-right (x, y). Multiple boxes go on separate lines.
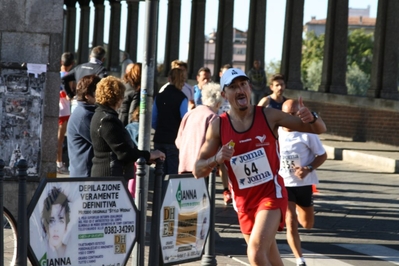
top-left (77, 0), bottom-right (91, 64)
top-left (368, 0), bottom-right (399, 100)
top-left (187, 0), bottom-right (206, 79)
top-left (245, 0), bottom-right (266, 74)
top-left (0, 0), bottom-right (63, 178)
top-left (107, 0), bottom-right (122, 72)
top-left (162, 0), bottom-right (181, 77)
top-left (213, 0), bottom-right (234, 82)
top-left (280, 0), bottom-right (304, 90)
top-left (125, 0), bottom-right (140, 62)
top-left (92, 0), bottom-right (105, 47)
top-left (63, 0), bottom-right (77, 53)
top-left (318, 0), bottom-right (348, 94)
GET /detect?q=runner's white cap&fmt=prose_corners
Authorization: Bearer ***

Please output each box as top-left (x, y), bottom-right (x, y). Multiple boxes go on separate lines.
top-left (220, 68), bottom-right (249, 91)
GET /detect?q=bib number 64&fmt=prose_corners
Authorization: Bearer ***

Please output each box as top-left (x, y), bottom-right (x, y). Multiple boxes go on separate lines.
top-left (244, 162), bottom-right (259, 176)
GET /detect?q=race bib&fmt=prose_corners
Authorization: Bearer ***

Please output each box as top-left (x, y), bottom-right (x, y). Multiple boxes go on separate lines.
top-left (280, 153), bottom-right (300, 175)
top-left (230, 147), bottom-right (273, 189)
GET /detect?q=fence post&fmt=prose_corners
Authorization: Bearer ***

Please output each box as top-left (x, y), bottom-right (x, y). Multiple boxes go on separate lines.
top-left (201, 168), bottom-right (217, 266)
top-left (0, 159), bottom-right (5, 264)
top-left (148, 159), bottom-right (164, 266)
top-left (133, 157), bottom-right (146, 266)
top-left (16, 159), bottom-right (28, 266)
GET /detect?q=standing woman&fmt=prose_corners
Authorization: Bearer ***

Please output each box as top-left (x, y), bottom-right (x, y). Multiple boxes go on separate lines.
top-left (90, 76), bottom-right (165, 179)
top-left (152, 68), bottom-right (188, 175)
top-left (119, 63), bottom-right (142, 126)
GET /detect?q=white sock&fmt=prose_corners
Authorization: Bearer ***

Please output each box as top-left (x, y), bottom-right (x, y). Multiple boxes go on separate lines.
top-left (296, 257), bottom-right (306, 264)
top-left (57, 162), bottom-right (63, 168)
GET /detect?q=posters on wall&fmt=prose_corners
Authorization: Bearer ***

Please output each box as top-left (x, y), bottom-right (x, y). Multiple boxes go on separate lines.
top-left (28, 178), bottom-right (137, 266)
top-left (160, 176), bottom-right (210, 265)
top-left (0, 63), bottom-right (46, 176)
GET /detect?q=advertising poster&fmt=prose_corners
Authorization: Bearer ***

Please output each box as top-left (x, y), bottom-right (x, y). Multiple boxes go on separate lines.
top-left (0, 63), bottom-right (46, 177)
top-left (160, 176), bottom-right (210, 265)
top-left (28, 178), bottom-right (136, 266)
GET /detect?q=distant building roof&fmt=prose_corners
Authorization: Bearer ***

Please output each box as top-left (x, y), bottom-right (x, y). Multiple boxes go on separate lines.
top-left (305, 16), bottom-right (376, 27)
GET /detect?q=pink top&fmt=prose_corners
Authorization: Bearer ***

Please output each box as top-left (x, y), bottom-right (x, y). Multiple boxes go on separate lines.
top-left (175, 105), bottom-right (218, 173)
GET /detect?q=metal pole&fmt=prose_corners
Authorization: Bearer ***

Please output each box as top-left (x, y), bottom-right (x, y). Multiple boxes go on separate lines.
top-left (138, 0), bottom-right (158, 152)
top-left (134, 0), bottom-right (159, 265)
top-left (201, 168), bottom-right (217, 266)
top-left (133, 158), bottom-right (146, 266)
top-left (148, 159), bottom-right (164, 266)
top-left (0, 159), bottom-right (5, 264)
top-left (16, 159), bottom-right (28, 266)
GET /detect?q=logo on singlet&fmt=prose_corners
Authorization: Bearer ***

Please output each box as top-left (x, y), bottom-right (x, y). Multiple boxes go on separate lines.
top-left (255, 134), bottom-right (269, 147)
top-left (255, 135), bottom-right (266, 143)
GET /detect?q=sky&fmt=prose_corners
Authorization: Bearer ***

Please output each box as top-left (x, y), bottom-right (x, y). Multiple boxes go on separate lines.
top-left (83, 0), bottom-right (378, 65)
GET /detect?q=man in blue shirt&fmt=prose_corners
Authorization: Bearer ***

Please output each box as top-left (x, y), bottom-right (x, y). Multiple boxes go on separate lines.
top-left (193, 67), bottom-right (212, 107)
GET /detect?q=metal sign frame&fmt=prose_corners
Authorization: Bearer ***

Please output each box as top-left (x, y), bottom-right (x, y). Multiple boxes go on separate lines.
top-left (27, 177), bottom-right (137, 266)
top-left (159, 174), bottom-right (211, 265)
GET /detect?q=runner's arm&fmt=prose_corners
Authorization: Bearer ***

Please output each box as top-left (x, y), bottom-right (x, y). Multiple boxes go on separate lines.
top-left (194, 118), bottom-right (222, 178)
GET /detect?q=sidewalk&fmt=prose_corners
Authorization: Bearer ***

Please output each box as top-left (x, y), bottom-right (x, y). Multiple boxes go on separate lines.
top-left (319, 133), bottom-right (399, 173)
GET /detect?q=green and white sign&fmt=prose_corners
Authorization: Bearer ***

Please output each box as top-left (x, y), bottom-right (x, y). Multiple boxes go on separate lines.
top-left (160, 176), bottom-right (210, 265)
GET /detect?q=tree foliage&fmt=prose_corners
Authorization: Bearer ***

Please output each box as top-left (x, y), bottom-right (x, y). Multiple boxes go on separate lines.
top-left (346, 64), bottom-right (370, 96)
top-left (347, 29), bottom-right (374, 75)
top-left (265, 60), bottom-right (281, 84)
top-left (301, 28), bottom-right (373, 95)
top-left (301, 31), bottom-right (325, 84)
top-left (304, 60), bottom-right (323, 91)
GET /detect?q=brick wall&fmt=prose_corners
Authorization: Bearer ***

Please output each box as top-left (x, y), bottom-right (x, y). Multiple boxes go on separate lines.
top-left (285, 90), bottom-right (399, 147)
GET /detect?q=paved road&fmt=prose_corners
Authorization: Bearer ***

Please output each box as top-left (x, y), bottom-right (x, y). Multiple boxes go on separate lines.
top-left (212, 159), bottom-right (399, 266)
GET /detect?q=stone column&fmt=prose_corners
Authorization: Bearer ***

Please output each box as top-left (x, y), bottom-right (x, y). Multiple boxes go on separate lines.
top-left (280, 0), bottom-right (304, 90)
top-left (125, 0), bottom-right (140, 62)
top-left (213, 0), bottom-right (234, 81)
top-left (318, 0), bottom-right (348, 94)
top-left (245, 0), bottom-right (266, 73)
top-left (368, 0), bottom-right (399, 100)
top-left (107, 0), bottom-right (122, 72)
top-left (162, 0), bottom-right (181, 77)
top-left (92, 0), bottom-right (105, 47)
top-left (77, 0), bottom-right (91, 64)
top-left (63, 0), bottom-right (77, 53)
top-left (187, 0), bottom-right (206, 79)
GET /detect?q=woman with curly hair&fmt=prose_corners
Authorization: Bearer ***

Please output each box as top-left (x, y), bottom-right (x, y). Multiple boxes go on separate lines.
top-left (90, 76), bottom-right (165, 179)
top-left (118, 62), bottom-right (142, 126)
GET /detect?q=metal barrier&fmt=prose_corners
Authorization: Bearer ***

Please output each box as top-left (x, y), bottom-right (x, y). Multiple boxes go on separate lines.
top-left (134, 157), bottom-right (147, 266)
top-left (16, 159), bottom-right (28, 266)
top-left (0, 159), bottom-right (4, 264)
top-left (201, 168), bottom-right (217, 266)
top-left (148, 159), bottom-right (164, 266)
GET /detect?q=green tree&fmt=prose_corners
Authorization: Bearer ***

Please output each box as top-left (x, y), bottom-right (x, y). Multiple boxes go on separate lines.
top-left (304, 60), bottom-right (323, 91)
top-left (301, 31), bottom-right (325, 85)
top-left (265, 60), bottom-right (281, 84)
top-left (301, 29), bottom-right (373, 93)
top-left (347, 29), bottom-right (374, 75)
top-left (346, 64), bottom-right (370, 96)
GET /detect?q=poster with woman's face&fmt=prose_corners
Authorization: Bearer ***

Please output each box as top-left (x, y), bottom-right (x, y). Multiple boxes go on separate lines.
top-left (28, 179), bottom-right (137, 266)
